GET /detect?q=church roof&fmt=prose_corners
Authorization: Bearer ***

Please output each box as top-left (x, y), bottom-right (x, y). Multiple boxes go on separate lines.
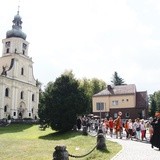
top-left (6, 11), bottom-right (26, 40)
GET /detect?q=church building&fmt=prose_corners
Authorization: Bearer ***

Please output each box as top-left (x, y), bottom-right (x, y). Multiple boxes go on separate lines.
top-left (0, 10), bottom-right (39, 120)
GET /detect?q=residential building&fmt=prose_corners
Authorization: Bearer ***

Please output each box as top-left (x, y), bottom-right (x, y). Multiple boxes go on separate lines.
top-left (0, 10), bottom-right (39, 120)
top-left (92, 84), bottom-right (148, 120)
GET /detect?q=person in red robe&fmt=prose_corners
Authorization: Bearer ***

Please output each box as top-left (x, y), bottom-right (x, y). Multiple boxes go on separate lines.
top-left (114, 112), bottom-right (123, 139)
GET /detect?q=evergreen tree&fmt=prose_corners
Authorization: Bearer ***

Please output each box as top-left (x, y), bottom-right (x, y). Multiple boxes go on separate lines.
top-left (111, 71), bottom-right (125, 85)
top-left (38, 71), bottom-right (87, 132)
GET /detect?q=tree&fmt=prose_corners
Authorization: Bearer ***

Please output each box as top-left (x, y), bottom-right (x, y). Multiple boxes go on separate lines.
top-left (79, 78), bottom-right (106, 113)
top-left (149, 94), bottom-right (157, 117)
top-left (154, 91), bottom-right (160, 112)
top-left (91, 78), bottom-right (106, 94)
top-left (36, 79), bottom-right (42, 92)
top-left (111, 71), bottom-right (125, 86)
top-left (149, 91), bottom-right (160, 117)
top-left (38, 91), bottom-right (48, 123)
top-left (39, 71), bottom-right (88, 132)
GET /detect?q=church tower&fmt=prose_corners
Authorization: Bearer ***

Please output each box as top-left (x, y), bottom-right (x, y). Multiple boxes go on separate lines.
top-left (0, 10), bottom-right (39, 120)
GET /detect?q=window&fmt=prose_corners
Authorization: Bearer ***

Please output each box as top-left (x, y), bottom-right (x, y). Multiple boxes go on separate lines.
top-left (23, 43), bottom-right (27, 49)
top-left (20, 91), bottom-right (24, 99)
top-left (32, 94), bottom-right (35, 101)
top-left (23, 50), bottom-right (25, 55)
top-left (96, 102), bottom-right (104, 111)
top-left (125, 112), bottom-right (130, 118)
top-left (126, 99), bottom-right (129, 102)
top-left (4, 106), bottom-right (7, 112)
top-left (5, 41), bottom-right (10, 47)
top-left (5, 42), bottom-right (10, 53)
top-left (114, 113), bottom-right (118, 118)
top-left (21, 68), bottom-right (24, 75)
top-left (6, 48), bottom-right (9, 53)
top-left (14, 112), bottom-right (16, 116)
top-left (112, 100), bottom-right (118, 106)
top-left (5, 88), bottom-right (9, 97)
top-left (29, 113), bottom-right (31, 117)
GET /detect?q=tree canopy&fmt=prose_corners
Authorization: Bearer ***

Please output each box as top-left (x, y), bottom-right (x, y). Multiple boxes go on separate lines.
top-left (38, 71), bottom-right (88, 132)
top-left (79, 78), bottom-right (106, 113)
top-left (111, 71), bottom-right (125, 86)
top-left (38, 70), bottom-right (108, 132)
top-left (149, 91), bottom-right (160, 117)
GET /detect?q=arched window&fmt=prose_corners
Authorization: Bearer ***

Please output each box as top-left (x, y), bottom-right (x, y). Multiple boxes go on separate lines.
top-left (21, 67), bottom-right (24, 75)
top-left (4, 105), bottom-right (7, 112)
top-left (20, 91), bottom-right (24, 99)
top-left (5, 88), bottom-right (9, 97)
top-left (32, 94), bottom-right (35, 101)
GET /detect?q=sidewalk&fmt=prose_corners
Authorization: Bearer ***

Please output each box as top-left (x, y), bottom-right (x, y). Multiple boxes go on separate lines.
top-left (108, 135), bottom-right (160, 160)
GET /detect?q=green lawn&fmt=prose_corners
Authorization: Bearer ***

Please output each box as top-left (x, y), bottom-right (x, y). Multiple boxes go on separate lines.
top-left (0, 124), bottom-right (121, 160)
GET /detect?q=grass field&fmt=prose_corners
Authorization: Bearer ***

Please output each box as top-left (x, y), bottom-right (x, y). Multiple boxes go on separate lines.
top-left (0, 124), bottom-right (121, 160)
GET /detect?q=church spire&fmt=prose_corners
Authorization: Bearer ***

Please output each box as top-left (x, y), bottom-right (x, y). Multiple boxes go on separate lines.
top-left (6, 7), bottom-right (27, 40)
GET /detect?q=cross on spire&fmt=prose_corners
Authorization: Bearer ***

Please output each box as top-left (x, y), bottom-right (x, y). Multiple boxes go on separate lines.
top-left (18, 0), bottom-right (20, 14)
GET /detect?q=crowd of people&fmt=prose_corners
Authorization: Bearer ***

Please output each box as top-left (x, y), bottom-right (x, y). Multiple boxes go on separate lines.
top-left (76, 111), bottom-right (160, 150)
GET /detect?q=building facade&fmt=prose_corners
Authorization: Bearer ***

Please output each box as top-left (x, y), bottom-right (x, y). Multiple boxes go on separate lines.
top-left (92, 84), bottom-right (148, 120)
top-left (0, 11), bottom-right (39, 120)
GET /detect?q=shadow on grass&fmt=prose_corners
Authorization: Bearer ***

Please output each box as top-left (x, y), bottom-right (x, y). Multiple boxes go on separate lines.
top-left (98, 149), bottom-right (110, 153)
top-left (39, 130), bottom-right (82, 140)
top-left (0, 124), bottom-right (33, 134)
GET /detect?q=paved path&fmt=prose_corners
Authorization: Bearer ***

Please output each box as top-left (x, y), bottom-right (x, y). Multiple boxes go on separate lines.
top-left (108, 135), bottom-right (160, 160)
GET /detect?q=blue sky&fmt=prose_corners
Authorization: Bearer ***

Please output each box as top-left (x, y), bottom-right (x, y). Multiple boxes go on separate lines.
top-left (1, 0), bottom-right (160, 94)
